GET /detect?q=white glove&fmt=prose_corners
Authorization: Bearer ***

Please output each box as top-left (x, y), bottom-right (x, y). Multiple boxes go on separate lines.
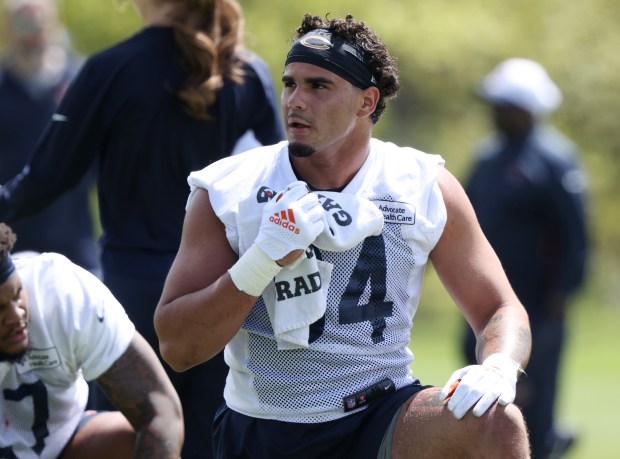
top-left (228, 181), bottom-right (324, 296)
top-left (440, 353), bottom-right (523, 420)
top-left (255, 181), bottom-right (325, 260)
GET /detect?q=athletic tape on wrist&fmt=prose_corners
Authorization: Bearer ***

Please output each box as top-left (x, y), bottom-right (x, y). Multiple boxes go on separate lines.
top-left (228, 244), bottom-right (283, 297)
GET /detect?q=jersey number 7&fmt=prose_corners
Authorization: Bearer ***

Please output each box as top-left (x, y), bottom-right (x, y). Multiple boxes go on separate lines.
top-left (3, 381), bottom-right (50, 457)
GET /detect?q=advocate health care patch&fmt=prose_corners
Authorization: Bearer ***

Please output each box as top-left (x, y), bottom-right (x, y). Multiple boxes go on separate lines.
top-left (374, 200), bottom-right (416, 225)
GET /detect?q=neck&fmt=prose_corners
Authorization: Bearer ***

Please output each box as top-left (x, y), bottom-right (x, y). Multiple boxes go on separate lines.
top-left (8, 48), bottom-right (43, 77)
top-left (290, 137), bottom-right (372, 191)
top-left (502, 124), bottom-right (535, 143)
top-left (8, 44), bottom-right (68, 81)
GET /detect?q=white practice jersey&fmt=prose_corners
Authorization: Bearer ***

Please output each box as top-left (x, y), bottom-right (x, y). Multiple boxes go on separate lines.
top-left (188, 139), bottom-right (447, 423)
top-left (0, 253), bottom-right (135, 459)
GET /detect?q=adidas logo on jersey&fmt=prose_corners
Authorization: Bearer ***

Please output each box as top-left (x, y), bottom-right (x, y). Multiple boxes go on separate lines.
top-left (269, 209), bottom-right (300, 234)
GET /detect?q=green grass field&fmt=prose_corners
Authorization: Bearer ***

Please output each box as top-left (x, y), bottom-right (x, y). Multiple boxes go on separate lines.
top-left (410, 269), bottom-right (620, 459)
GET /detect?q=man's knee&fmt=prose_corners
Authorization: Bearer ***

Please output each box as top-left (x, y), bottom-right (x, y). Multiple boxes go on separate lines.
top-left (475, 403), bottom-right (530, 458)
top-left (442, 403), bottom-right (530, 459)
top-left (60, 411), bottom-right (135, 459)
top-left (392, 388), bottom-right (530, 458)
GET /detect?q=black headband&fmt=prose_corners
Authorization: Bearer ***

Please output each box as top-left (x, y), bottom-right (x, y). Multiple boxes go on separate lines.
top-left (285, 29), bottom-right (377, 89)
top-left (0, 254), bottom-right (15, 285)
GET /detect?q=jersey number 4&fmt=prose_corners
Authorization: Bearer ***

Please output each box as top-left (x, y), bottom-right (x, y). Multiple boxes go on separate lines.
top-left (309, 234), bottom-right (394, 344)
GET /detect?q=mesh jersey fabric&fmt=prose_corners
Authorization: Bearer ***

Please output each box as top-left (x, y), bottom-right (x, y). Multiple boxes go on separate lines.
top-left (187, 139), bottom-right (447, 423)
top-left (0, 253), bottom-right (135, 458)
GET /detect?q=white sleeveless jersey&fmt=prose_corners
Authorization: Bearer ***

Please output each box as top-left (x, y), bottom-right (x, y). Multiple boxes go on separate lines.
top-left (188, 139), bottom-right (447, 423)
top-left (0, 253), bottom-right (135, 459)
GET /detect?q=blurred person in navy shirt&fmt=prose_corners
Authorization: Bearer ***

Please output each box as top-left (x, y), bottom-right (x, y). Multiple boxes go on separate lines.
top-left (462, 58), bottom-right (589, 459)
top-left (0, 0), bottom-right (284, 457)
top-left (0, 0), bottom-right (99, 275)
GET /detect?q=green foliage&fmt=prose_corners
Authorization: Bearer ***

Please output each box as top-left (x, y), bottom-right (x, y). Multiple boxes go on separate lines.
top-left (2, 2), bottom-right (618, 456)
top-left (413, 274), bottom-right (620, 459)
top-left (60, 0), bottom-right (141, 53)
top-left (23, 0), bottom-right (617, 327)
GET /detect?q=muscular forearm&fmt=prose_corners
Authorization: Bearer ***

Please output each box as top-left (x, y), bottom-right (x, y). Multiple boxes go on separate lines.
top-left (134, 417), bottom-right (184, 459)
top-left (96, 334), bottom-right (184, 457)
top-left (475, 303), bottom-right (531, 369)
top-left (156, 273), bottom-right (258, 371)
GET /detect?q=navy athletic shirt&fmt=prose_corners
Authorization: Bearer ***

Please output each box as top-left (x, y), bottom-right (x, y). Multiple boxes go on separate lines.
top-left (0, 26), bottom-right (284, 254)
top-left (465, 126), bottom-right (588, 318)
top-left (0, 58), bottom-right (100, 273)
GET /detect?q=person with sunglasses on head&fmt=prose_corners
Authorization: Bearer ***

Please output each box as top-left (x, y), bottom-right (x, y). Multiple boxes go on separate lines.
top-left (155, 13), bottom-right (532, 458)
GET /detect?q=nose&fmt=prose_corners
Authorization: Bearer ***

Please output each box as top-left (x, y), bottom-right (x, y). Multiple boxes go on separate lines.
top-left (3, 299), bottom-right (25, 325)
top-left (286, 87), bottom-right (305, 111)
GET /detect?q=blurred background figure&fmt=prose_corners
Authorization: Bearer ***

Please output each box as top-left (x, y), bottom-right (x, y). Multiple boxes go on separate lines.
top-left (0, 0), bottom-right (100, 275)
top-left (0, 1), bottom-right (284, 457)
top-left (461, 58), bottom-right (589, 459)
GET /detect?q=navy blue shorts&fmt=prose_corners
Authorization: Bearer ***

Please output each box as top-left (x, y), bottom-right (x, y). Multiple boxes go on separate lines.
top-left (212, 382), bottom-right (426, 459)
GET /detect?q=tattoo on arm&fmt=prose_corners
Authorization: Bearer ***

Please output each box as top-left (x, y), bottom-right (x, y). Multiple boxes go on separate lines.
top-left (96, 333), bottom-right (183, 457)
top-left (96, 337), bottom-right (159, 426)
top-left (475, 312), bottom-right (532, 367)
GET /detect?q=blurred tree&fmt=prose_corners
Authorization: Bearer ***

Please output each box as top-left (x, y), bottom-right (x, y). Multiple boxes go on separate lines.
top-left (60, 0), bottom-right (140, 52)
top-left (4, 0), bottom-right (617, 304)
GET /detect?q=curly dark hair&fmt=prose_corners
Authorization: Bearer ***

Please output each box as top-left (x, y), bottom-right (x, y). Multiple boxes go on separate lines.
top-left (293, 14), bottom-right (400, 124)
top-left (0, 223), bottom-right (16, 259)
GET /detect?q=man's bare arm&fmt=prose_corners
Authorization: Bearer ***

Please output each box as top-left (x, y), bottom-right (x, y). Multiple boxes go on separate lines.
top-left (430, 166), bottom-right (531, 366)
top-left (154, 188), bottom-right (258, 371)
top-left (96, 332), bottom-right (184, 458)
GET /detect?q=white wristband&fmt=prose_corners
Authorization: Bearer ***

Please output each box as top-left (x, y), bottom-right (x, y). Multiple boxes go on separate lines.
top-left (482, 353), bottom-right (523, 380)
top-left (228, 244), bottom-right (283, 297)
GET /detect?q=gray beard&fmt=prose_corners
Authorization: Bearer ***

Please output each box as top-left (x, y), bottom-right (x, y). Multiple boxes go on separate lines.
top-left (288, 142), bottom-right (315, 158)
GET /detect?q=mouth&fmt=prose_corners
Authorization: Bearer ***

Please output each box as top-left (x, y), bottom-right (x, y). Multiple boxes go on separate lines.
top-left (5, 325), bottom-right (28, 345)
top-left (287, 114), bottom-right (311, 132)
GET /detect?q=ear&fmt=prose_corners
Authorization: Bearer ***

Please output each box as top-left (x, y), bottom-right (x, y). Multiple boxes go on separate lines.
top-left (357, 86), bottom-right (380, 119)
